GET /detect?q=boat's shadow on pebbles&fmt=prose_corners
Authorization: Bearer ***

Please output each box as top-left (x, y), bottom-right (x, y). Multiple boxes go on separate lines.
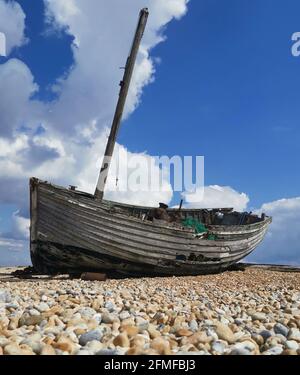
top-left (1, 263), bottom-right (300, 283)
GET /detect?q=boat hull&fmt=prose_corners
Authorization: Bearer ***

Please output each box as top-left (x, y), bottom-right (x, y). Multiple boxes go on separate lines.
top-left (30, 178), bottom-right (272, 276)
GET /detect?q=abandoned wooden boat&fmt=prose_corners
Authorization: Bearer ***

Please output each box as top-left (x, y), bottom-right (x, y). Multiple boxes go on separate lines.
top-left (30, 178), bottom-right (271, 276)
top-left (30, 8), bottom-right (272, 276)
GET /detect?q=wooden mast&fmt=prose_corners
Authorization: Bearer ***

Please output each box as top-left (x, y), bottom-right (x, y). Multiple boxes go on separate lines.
top-left (94, 8), bottom-right (149, 200)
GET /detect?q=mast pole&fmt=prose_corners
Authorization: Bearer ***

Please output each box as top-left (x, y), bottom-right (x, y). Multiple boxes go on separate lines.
top-left (94, 8), bottom-right (149, 200)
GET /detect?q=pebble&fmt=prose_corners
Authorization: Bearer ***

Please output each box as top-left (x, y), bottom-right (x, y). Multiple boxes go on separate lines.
top-left (274, 323), bottom-right (289, 337)
top-left (251, 334), bottom-right (264, 346)
top-left (189, 320), bottom-right (198, 332)
top-left (120, 290), bottom-right (132, 300)
top-left (288, 328), bottom-right (300, 342)
top-left (285, 340), bottom-right (299, 350)
top-left (77, 307), bottom-right (97, 319)
top-left (148, 326), bottom-right (161, 339)
top-left (121, 325), bottom-right (139, 338)
top-left (93, 313), bottom-right (102, 324)
top-left (79, 329), bottom-right (103, 346)
top-left (206, 328), bottom-right (218, 341)
top-left (214, 323), bottom-right (236, 344)
top-left (101, 312), bottom-right (118, 324)
top-left (20, 335), bottom-right (43, 354)
top-left (104, 301), bottom-right (116, 312)
top-left (230, 342), bottom-right (253, 355)
top-left (40, 345), bottom-right (56, 355)
top-left (229, 347), bottom-right (252, 355)
top-left (85, 340), bottom-right (103, 353)
top-left (281, 349), bottom-right (298, 355)
top-left (136, 316), bottom-right (148, 327)
top-left (36, 303), bottom-right (49, 313)
top-left (211, 341), bottom-right (226, 354)
top-left (0, 290), bottom-right (11, 303)
top-left (176, 328), bottom-right (193, 337)
top-left (251, 312), bottom-right (267, 322)
top-left (0, 337), bottom-right (9, 347)
top-left (150, 337), bottom-right (171, 355)
top-left (76, 349), bottom-right (90, 355)
top-left (262, 345), bottom-right (283, 355)
top-left (29, 309), bottom-right (40, 316)
top-left (19, 314), bottom-right (44, 327)
top-left (113, 333), bottom-right (130, 348)
top-left (119, 311), bottom-right (130, 320)
top-left (188, 331), bottom-right (212, 345)
top-left (4, 343), bottom-right (35, 355)
top-left (260, 329), bottom-right (273, 341)
top-left (53, 336), bottom-right (77, 354)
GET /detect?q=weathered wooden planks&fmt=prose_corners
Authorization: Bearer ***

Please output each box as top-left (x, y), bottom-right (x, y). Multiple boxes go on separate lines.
top-left (30, 178), bottom-right (272, 276)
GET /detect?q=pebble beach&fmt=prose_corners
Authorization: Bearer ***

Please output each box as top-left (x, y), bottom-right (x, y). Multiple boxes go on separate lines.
top-left (1, 266), bottom-right (300, 355)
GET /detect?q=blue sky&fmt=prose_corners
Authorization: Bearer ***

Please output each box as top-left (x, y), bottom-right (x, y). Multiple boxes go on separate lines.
top-left (0, 0), bottom-right (300, 266)
top-left (122, 0), bottom-right (300, 209)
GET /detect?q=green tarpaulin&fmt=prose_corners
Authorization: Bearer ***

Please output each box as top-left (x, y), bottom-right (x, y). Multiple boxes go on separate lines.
top-left (182, 218), bottom-right (216, 240)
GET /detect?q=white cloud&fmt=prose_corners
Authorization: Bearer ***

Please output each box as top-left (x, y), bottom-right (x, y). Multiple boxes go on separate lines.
top-left (0, 59), bottom-right (40, 138)
top-left (0, 238), bottom-right (24, 248)
top-left (0, 0), bottom-right (27, 55)
top-left (0, 211), bottom-right (29, 241)
top-left (45, 0), bottom-right (80, 31)
top-left (246, 197), bottom-right (300, 265)
top-left (11, 211), bottom-right (30, 240)
top-left (43, 0), bottom-right (189, 134)
top-left (183, 185), bottom-right (250, 211)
